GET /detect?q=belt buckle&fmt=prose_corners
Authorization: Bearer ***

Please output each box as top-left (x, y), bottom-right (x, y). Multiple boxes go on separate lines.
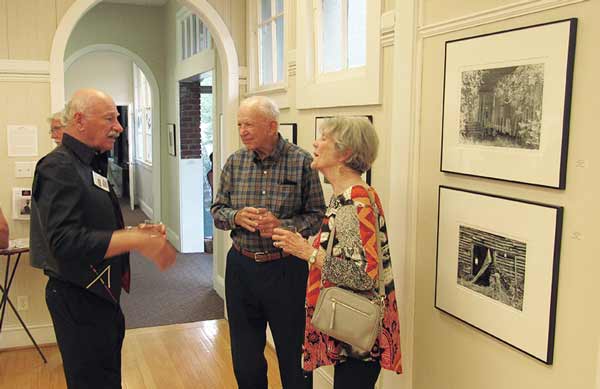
top-left (253, 251), bottom-right (268, 262)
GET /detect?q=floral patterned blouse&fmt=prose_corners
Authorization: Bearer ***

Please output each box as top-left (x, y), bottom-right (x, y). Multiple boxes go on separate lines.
top-left (303, 185), bottom-right (402, 373)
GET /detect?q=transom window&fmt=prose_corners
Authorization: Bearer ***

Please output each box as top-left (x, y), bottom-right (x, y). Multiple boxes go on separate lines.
top-left (180, 13), bottom-right (211, 61)
top-left (257, 0), bottom-right (284, 86)
top-left (317, 0), bottom-right (367, 74)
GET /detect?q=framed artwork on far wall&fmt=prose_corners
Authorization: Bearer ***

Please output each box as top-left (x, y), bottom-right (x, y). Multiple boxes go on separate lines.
top-left (435, 186), bottom-right (563, 364)
top-left (440, 18), bottom-right (577, 189)
top-left (279, 123), bottom-right (298, 145)
top-left (167, 123), bottom-right (176, 156)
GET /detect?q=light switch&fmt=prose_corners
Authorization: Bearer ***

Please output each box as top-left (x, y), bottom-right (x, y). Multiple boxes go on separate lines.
top-left (15, 161), bottom-right (35, 178)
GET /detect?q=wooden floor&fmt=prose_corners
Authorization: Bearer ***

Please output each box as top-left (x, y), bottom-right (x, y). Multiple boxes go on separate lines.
top-left (0, 319), bottom-right (282, 389)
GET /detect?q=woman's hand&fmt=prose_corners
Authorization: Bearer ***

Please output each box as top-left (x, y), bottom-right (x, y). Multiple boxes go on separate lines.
top-left (272, 228), bottom-right (314, 261)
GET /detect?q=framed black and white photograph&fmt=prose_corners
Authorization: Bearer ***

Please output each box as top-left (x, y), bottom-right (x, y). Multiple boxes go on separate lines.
top-left (440, 19), bottom-right (577, 188)
top-left (435, 186), bottom-right (563, 364)
top-left (167, 123), bottom-right (176, 156)
top-left (279, 123), bottom-right (298, 144)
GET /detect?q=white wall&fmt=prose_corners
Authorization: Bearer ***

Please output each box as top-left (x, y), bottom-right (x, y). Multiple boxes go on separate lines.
top-left (413, 1), bottom-right (600, 389)
top-left (65, 50), bottom-right (133, 104)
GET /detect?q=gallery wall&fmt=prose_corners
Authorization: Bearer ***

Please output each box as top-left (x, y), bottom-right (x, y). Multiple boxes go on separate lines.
top-left (0, 0), bottom-right (77, 347)
top-left (414, 1), bottom-right (600, 388)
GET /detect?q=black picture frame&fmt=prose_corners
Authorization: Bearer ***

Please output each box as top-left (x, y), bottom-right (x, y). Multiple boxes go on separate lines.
top-left (279, 122), bottom-right (298, 145)
top-left (440, 19), bottom-right (577, 189)
top-left (168, 123), bottom-right (176, 156)
top-left (435, 186), bottom-right (563, 364)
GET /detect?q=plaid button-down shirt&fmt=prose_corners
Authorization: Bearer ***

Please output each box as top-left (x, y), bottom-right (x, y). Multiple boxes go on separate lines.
top-left (211, 135), bottom-right (325, 253)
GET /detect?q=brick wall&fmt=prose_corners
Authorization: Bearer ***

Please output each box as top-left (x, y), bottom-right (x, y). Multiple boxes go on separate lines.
top-left (179, 80), bottom-right (202, 159)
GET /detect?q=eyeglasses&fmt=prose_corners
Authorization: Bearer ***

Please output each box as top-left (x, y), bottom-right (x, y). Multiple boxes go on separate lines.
top-left (49, 127), bottom-right (64, 135)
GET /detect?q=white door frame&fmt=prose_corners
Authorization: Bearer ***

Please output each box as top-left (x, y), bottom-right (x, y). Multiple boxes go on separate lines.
top-left (49, 0), bottom-right (239, 299)
top-left (64, 44), bottom-right (161, 219)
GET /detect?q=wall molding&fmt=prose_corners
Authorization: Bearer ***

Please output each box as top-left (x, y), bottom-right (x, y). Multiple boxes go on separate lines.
top-left (287, 50), bottom-right (296, 77)
top-left (381, 10), bottom-right (396, 47)
top-left (0, 60), bottom-right (50, 82)
top-left (0, 323), bottom-right (56, 349)
top-left (138, 199), bottom-right (154, 220)
top-left (419, 0), bottom-right (588, 37)
top-left (214, 274), bottom-right (224, 300)
top-left (167, 226), bottom-right (181, 252)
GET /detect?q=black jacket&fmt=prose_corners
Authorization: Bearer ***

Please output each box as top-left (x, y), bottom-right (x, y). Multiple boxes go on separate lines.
top-left (30, 133), bottom-right (129, 304)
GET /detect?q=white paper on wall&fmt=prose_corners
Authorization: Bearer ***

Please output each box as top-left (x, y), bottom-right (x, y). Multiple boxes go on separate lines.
top-left (7, 125), bottom-right (38, 157)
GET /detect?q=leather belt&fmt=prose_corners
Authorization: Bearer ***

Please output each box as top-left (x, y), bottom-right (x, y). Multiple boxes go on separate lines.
top-left (232, 242), bottom-right (288, 263)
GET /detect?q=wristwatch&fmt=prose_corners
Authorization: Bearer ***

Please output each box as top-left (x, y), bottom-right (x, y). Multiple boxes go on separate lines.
top-left (308, 249), bottom-right (318, 266)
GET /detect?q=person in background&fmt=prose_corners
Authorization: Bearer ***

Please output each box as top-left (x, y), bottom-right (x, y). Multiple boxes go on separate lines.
top-left (272, 116), bottom-right (402, 389)
top-left (211, 96), bottom-right (325, 389)
top-left (30, 88), bottom-right (176, 389)
top-left (207, 152), bottom-right (214, 193)
top-left (0, 207), bottom-right (9, 249)
top-left (48, 110), bottom-right (66, 145)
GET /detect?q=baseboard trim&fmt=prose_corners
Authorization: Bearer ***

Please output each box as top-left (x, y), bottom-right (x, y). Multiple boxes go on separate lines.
top-left (0, 323), bottom-right (56, 349)
top-left (138, 199), bottom-right (153, 220)
top-left (214, 274), bottom-right (225, 300)
top-left (167, 227), bottom-right (181, 251)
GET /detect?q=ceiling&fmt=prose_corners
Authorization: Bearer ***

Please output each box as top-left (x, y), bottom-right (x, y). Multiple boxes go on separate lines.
top-left (103, 0), bottom-right (169, 6)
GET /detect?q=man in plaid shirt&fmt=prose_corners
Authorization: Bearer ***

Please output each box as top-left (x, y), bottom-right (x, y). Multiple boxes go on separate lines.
top-left (211, 96), bottom-right (325, 389)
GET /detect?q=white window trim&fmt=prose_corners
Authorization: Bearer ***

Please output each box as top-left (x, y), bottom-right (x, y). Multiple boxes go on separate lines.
top-left (296, 0), bottom-right (382, 109)
top-left (246, 0), bottom-right (290, 97)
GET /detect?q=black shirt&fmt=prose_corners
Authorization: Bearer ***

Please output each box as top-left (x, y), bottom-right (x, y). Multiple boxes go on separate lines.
top-left (30, 133), bottom-right (129, 304)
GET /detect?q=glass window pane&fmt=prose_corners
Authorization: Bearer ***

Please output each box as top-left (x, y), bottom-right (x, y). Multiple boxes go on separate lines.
top-left (186, 17), bottom-right (192, 58)
top-left (192, 15), bottom-right (198, 55)
top-left (260, 24), bottom-right (273, 85)
top-left (321, 0), bottom-right (343, 73)
top-left (180, 20), bottom-right (186, 60)
top-left (261, 0), bottom-right (272, 21)
top-left (276, 17), bottom-right (284, 82)
top-left (276, 0), bottom-right (283, 14)
top-left (347, 0), bottom-right (366, 68)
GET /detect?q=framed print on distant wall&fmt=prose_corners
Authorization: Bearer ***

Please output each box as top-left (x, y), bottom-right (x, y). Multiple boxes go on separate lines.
top-left (435, 186), bottom-right (563, 364)
top-left (440, 19), bottom-right (577, 188)
top-left (168, 123), bottom-right (176, 156)
top-left (279, 123), bottom-right (298, 144)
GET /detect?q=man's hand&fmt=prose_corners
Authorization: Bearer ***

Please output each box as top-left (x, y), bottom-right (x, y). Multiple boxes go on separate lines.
top-left (234, 207), bottom-right (265, 232)
top-left (137, 222), bottom-right (166, 237)
top-left (256, 211), bottom-right (281, 238)
top-left (136, 230), bottom-right (176, 271)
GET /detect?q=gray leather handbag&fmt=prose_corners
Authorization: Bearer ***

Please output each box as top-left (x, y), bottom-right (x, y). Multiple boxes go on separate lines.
top-left (310, 189), bottom-right (385, 353)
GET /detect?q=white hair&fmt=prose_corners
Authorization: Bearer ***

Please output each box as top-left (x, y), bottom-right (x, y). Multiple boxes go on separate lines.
top-left (320, 116), bottom-right (379, 174)
top-left (240, 95), bottom-right (280, 121)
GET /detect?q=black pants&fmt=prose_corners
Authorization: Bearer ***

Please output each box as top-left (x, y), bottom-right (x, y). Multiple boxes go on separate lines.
top-left (334, 358), bottom-right (381, 389)
top-left (46, 277), bottom-right (125, 389)
top-left (225, 247), bottom-right (311, 389)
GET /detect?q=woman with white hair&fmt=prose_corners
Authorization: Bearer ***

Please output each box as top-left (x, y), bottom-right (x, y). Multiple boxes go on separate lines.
top-left (272, 116), bottom-right (402, 388)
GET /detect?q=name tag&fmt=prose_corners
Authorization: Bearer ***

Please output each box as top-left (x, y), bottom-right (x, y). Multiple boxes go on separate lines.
top-left (92, 171), bottom-right (110, 192)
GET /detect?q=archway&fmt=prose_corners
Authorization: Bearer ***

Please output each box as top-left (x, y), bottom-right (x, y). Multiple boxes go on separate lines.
top-left (64, 43), bottom-right (162, 220)
top-left (49, 0), bottom-right (239, 298)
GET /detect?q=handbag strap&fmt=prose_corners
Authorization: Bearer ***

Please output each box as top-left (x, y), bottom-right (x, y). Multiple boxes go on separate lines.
top-left (325, 186), bottom-right (385, 298)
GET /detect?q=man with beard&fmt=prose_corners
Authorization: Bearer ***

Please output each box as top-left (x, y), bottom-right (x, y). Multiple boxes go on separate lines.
top-left (30, 89), bottom-right (176, 389)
